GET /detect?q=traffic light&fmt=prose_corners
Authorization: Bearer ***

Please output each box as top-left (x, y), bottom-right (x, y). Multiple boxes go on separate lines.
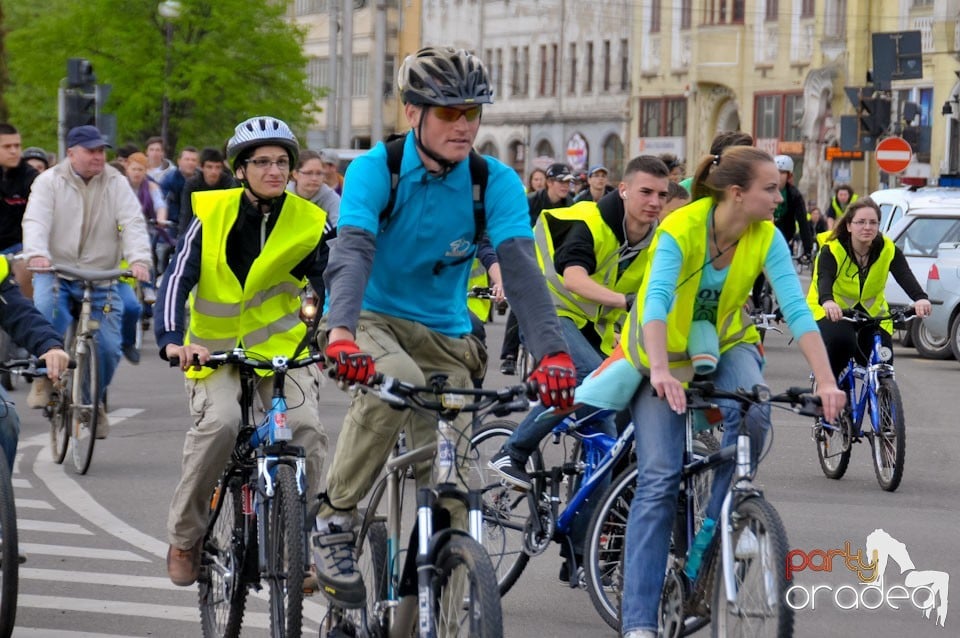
top-left (67, 58), bottom-right (96, 89)
top-left (859, 96), bottom-right (892, 137)
top-left (64, 91), bottom-right (97, 129)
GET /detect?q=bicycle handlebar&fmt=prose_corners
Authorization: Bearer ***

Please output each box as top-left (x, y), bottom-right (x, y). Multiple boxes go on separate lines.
top-left (359, 372), bottom-right (531, 418)
top-left (0, 357), bottom-right (76, 379)
top-left (169, 349), bottom-right (324, 372)
top-left (840, 306), bottom-right (917, 324)
top-left (37, 264), bottom-right (134, 283)
top-left (684, 380), bottom-right (822, 418)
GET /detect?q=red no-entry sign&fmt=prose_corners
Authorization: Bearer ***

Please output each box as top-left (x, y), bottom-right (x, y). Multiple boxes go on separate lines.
top-left (875, 136), bottom-right (913, 174)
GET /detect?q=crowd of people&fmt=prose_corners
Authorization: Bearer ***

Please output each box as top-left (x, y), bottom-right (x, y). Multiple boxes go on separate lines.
top-left (0, 42), bottom-right (926, 638)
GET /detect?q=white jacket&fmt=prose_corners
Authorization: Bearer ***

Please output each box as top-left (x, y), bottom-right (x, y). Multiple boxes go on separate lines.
top-left (22, 160), bottom-right (152, 271)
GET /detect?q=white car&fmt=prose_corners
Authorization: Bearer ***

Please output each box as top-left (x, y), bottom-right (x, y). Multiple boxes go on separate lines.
top-left (923, 243), bottom-right (960, 362)
top-left (880, 189), bottom-right (960, 358)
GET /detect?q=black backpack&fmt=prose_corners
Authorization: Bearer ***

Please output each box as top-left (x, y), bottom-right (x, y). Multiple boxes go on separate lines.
top-left (379, 135), bottom-right (489, 254)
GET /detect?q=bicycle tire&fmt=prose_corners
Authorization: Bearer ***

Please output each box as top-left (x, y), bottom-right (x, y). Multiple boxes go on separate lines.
top-left (429, 534), bottom-right (503, 638)
top-left (711, 496), bottom-right (793, 638)
top-left (870, 377), bottom-right (906, 492)
top-left (319, 518), bottom-right (389, 638)
top-left (516, 345), bottom-right (535, 380)
top-left (70, 335), bottom-right (100, 475)
top-left (470, 420), bottom-right (543, 596)
top-left (815, 408), bottom-right (852, 480)
top-left (199, 478), bottom-right (248, 638)
top-left (0, 453), bottom-right (18, 638)
top-left (267, 464), bottom-right (305, 638)
top-left (584, 433), bottom-right (719, 631)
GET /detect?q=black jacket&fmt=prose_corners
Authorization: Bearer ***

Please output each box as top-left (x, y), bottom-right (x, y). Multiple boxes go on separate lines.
top-left (0, 269), bottom-right (62, 355)
top-left (527, 189), bottom-right (573, 226)
top-left (775, 183), bottom-right (813, 256)
top-left (0, 160), bottom-right (38, 250)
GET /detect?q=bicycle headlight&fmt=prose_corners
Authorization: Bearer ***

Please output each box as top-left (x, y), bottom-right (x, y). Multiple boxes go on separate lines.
top-left (878, 346), bottom-right (893, 362)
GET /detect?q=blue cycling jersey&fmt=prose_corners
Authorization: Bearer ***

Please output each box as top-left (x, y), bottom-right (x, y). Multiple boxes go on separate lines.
top-left (338, 132), bottom-right (531, 336)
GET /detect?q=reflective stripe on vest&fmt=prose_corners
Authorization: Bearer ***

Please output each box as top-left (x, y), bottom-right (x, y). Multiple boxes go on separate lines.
top-left (466, 259), bottom-right (491, 322)
top-left (622, 197), bottom-right (774, 380)
top-left (594, 243), bottom-right (653, 355)
top-left (806, 236), bottom-right (895, 332)
top-left (185, 189), bottom-right (326, 378)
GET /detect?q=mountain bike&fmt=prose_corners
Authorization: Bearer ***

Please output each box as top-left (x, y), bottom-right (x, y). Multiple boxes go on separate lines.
top-left (182, 348), bottom-right (323, 638)
top-left (606, 382), bottom-right (820, 638)
top-left (812, 307), bottom-right (916, 492)
top-left (318, 374), bottom-right (530, 638)
top-left (43, 265), bottom-right (130, 475)
top-left (473, 404), bottom-right (719, 630)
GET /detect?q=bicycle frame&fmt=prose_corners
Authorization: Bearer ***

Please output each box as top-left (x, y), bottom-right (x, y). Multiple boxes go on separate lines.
top-left (836, 333), bottom-right (893, 439)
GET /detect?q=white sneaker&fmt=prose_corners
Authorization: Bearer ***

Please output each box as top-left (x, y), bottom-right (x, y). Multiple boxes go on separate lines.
top-left (623, 630), bottom-right (657, 638)
top-left (27, 378), bottom-right (52, 409)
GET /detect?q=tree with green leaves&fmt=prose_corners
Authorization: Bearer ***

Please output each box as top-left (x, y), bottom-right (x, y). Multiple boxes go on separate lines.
top-left (5, 0), bottom-right (320, 155)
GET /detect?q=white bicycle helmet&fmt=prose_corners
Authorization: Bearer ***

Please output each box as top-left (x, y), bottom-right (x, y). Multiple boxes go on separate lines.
top-left (226, 116), bottom-right (299, 171)
top-left (774, 154), bottom-right (794, 173)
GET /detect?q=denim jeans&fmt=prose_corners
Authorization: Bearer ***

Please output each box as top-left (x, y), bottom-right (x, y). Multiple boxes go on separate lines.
top-left (33, 273), bottom-right (122, 401)
top-left (503, 316), bottom-right (616, 556)
top-left (620, 343), bottom-right (769, 633)
top-left (0, 386), bottom-right (20, 471)
top-left (116, 282), bottom-right (141, 349)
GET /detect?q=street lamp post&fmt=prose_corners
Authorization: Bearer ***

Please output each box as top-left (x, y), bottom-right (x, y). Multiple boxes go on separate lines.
top-left (158, 0), bottom-right (181, 151)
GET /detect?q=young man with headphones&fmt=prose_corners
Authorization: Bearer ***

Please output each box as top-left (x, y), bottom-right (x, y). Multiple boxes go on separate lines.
top-left (156, 116), bottom-right (329, 587)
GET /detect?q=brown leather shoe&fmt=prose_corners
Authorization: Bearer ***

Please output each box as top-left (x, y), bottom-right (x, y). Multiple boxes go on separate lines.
top-left (167, 544), bottom-right (200, 586)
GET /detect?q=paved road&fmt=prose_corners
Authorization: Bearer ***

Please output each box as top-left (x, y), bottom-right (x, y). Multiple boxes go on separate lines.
top-left (7, 317), bottom-right (959, 637)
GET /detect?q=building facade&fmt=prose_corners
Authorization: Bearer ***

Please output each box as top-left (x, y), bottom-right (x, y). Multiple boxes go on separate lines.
top-left (631, 0), bottom-right (960, 208)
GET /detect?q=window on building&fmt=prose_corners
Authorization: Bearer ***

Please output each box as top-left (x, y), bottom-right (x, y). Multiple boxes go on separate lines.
top-left (307, 57), bottom-right (328, 91)
top-left (640, 100), bottom-right (662, 137)
top-left (912, 0), bottom-right (933, 6)
top-left (755, 94), bottom-right (781, 139)
top-left (824, 0), bottom-right (847, 38)
top-left (620, 39), bottom-right (629, 92)
top-left (295, 0), bottom-right (328, 15)
top-left (681, 0), bottom-right (692, 29)
top-left (586, 42), bottom-right (594, 93)
top-left (801, 0), bottom-right (815, 16)
top-left (535, 139), bottom-right (555, 161)
top-left (603, 40), bottom-right (611, 92)
top-left (352, 55), bottom-right (368, 97)
top-left (602, 135), bottom-right (624, 180)
top-left (522, 46), bottom-right (530, 96)
top-left (569, 43), bottom-right (578, 95)
top-left (495, 49), bottom-right (504, 98)
top-left (383, 55), bottom-right (395, 97)
top-left (510, 47), bottom-right (520, 96)
top-left (508, 140), bottom-right (525, 172)
top-left (539, 45), bottom-right (548, 96)
top-left (639, 97), bottom-right (688, 138)
top-left (650, 0), bottom-right (661, 33)
top-left (551, 44), bottom-right (558, 96)
top-left (478, 141), bottom-right (499, 158)
top-left (765, 0), bottom-right (778, 21)
top-left (732, 0), bottom-right (745, 21)
top-left (667, 98), bottom-right (687, 137)
top-left (783, 94), bottom-right (804, 141)
top-left (704, 0), bottom-right (745, 25)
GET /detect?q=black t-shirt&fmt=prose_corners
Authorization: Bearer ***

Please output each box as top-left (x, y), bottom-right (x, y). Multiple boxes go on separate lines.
top-left (0, 160), bottom-right (38, 250)
top-left (527, 189), bottom-right (573, 226)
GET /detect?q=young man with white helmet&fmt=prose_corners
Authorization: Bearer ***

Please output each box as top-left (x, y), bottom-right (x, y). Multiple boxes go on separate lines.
top-left (156, 116), bottom-right (329, 586)
top-left (314, 46), bottom-right (576, 607)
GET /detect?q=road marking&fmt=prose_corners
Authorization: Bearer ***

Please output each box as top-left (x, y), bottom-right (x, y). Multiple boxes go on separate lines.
top-left (14, 629), bottom-right (145, 638)
top-left (19, 543), bottom-right (149, 562)
top-left (105, 408), bottom-right (143, 425)
top-left (12, 477), bottom-right (31, 489)
top-left (20, 567), bottom-right (184, 591)
top-left (15, 498), bottom-right (53, 510)
top-left (18, 519), bottom-right (92, 535)
top-left (16, 595), bottom-right (272, 628)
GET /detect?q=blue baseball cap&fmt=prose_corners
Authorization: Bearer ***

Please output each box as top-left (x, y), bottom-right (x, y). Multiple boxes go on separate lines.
top-left (588, 165), bottom-right (609, 176)
top-left (66, 125), bottom-right (112, 149)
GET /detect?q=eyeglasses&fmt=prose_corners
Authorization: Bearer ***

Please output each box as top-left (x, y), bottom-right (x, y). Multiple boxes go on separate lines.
top-left (297, 170), bottom-right (324, 177)
top-left (246, 157), bottom-right (290, 171)
top-left (850, 220), bottom-right (879, 227)
top-left (432, 105), bottom-right (483, 123)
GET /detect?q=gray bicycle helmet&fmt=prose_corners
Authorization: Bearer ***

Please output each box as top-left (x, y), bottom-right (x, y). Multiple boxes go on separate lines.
top-left (398, 47), bottom-right (494, 107)
top-left (226, 116), bottom-right (299, 171)
top-left (22, 146), bottom-right (50, 168)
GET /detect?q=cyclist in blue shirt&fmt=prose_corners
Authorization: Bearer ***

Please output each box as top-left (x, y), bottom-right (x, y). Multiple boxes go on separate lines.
top-left (314, 46), bottom-right (577, 608)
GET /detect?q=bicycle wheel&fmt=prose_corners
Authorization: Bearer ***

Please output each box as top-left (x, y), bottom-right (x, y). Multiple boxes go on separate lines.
top-left (469, 420), bottom-right (543, 596)
top-left (49, 374), bottom-right (71, 465)
top-left (199, 478), bottom-right (248, 638)
top-left (584, 433), bottom-right (719, 631)
top-left (267, 464), bottom-right (305, 638)
top-left (711, 496), bottom-right (793, 638)
top-left (815, 406), bottom-right (852, 480)
top-left (0, 453), bottom-right (18, 638)
top-left (70, 336), bottom-right (100, 475)
top-left (870, 377), bottom-right (906, 492)
top-left (429, 534), bottom-right (503, 638)
top-left (318, 518), bottom-right (388, 638)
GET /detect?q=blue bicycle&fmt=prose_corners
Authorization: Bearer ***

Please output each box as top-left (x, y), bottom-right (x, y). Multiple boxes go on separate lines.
top-left (183, 348), bottom-right (323, 638)
top-left (472, 407), bottom-right (719, 630)
top-left (813, 308), bottom-right (915, 492)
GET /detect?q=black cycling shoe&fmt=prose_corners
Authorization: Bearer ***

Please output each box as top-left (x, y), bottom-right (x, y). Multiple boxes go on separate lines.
top-left (487, 450), bottom-right (532, 491)
top-left (499, 356), bottom-right (516, 376)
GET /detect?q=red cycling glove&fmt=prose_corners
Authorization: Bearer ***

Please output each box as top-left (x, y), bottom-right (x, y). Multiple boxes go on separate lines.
top-left (528, 352), bottom-right (576, 409)
top-left (325, 339), bottom-right (376, 385)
